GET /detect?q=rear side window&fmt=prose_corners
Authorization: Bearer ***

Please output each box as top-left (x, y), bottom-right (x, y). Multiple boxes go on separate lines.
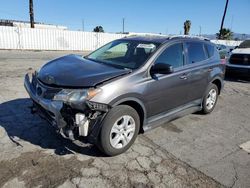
top-left (206, 44), bottom-right (215, 58)
top-left (186, 42), bottom-right (207, 64)
top-left (155, 43), bottom-right (184, 68)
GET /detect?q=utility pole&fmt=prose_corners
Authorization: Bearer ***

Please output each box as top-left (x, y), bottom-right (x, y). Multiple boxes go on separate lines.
top-left (165, 28), bottom-right (168, 35)
top-left (219, 0), bottom-right (229, 39)
top-left (29, 0), bottom-right (35, 28)
top-left (122, 18), bottom-right (125, 33)
top-left (82, 19), bottom-right (85, 31)
top-left (230, 15), bottom-right (234, 31)
top-left (199, 26), bottom-right (202, 36)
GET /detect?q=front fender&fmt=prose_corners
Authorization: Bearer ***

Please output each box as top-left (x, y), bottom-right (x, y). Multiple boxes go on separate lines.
top-left (109, 94), bottom-right (147, 124)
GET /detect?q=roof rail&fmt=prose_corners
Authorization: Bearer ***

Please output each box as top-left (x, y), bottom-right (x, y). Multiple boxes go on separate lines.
top-left (125, 33), bottom-right (167, 37)
top-left (168, 35), bottom-right (210, 41)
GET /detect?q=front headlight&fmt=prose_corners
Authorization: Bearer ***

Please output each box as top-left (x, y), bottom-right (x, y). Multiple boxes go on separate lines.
top-left (53, 88), bottom-right (101, 103)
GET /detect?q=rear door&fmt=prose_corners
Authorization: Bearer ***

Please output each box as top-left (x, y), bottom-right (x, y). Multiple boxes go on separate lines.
top-left (184, 41), bottom-right (211, 103)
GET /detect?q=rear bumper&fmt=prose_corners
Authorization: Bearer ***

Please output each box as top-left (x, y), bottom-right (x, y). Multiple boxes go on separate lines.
top-left (24, 74), bottom-right (67, 128)
top-left (226, 64), bottom-right (250, 77)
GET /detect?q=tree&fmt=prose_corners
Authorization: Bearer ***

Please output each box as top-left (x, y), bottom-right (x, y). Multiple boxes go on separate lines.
top-left (216, 28), bottom-right (233, 40)
top-left (93, 26), bottom-right (104, 32)
top-left (29, 0), bottom-right (35, 28)
top-left (184, 20), bottom-right (191, 35)
top-left (219, 0), bottom-right (229, 39)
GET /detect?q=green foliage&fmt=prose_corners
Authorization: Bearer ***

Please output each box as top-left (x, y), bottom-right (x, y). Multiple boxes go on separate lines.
top-left (93, 26), bottom-right (104, 33)
top-left (184, 20), bottom-right (191, 35)
top-left (216, 28), bottom-right (233, 40)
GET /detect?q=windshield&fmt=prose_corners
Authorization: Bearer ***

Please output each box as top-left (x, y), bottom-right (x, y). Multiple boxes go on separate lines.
top-left (86, 40), bottom-right (160, 69)
top-left (238, 40), bottom-right (250, 48)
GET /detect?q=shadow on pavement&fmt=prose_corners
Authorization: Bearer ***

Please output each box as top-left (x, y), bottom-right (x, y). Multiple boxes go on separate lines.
top-left (0, 98), bottom-right (103, 157)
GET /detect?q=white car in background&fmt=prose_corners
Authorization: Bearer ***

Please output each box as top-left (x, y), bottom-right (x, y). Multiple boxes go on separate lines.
top-left (226, 40), bottom-right (250, 77)
top-left (216, 44), bottom-right (231, 59)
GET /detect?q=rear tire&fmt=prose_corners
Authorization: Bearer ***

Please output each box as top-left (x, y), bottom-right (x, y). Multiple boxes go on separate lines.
top-left (201, 83), bottom-right (219, 114)
top-left (98, 105), bottom-right (140, 156)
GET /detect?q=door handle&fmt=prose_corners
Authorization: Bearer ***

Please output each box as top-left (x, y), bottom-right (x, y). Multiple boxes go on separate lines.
top-left (208, 68), bottom-right (213, 72)
top-left (179, 74), bottom-right (188, 80)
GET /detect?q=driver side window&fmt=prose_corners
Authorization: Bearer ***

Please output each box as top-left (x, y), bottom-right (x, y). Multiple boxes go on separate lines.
top-left (155, 43), bottom-right (184, 68)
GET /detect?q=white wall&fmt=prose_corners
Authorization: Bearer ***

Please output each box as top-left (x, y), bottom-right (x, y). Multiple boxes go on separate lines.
top-left (0, 26), bottom-right (127, 51)
top-left (211, 39), bottom-right (242, 47)
top-left (0, 26), bottom-right (243, 51)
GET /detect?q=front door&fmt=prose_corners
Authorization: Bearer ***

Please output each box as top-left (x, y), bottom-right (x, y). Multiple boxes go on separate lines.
top-left (144, 42), bottom-right (192, 118)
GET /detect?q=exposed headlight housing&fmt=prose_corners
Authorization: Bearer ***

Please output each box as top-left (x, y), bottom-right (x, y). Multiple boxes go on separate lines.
top-left (53, 88), bottom-right (101, 103)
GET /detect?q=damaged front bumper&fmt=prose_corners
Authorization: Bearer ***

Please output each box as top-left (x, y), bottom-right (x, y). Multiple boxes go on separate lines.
top-left (24, 73), bottom-right (109, 143)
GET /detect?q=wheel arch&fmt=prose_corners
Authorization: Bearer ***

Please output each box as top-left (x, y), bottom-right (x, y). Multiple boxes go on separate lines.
top-left (211, 77), bottom-right (223, 95)
top-left (111, 97), bottom-right (146, 133)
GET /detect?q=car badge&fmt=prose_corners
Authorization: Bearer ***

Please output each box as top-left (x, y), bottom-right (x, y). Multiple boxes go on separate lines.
top-left (46, 75), bottom-right (55, 84)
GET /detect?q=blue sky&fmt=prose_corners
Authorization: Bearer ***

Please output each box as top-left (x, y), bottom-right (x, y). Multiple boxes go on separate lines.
top-left (0, 0), bottom-right (249, 34)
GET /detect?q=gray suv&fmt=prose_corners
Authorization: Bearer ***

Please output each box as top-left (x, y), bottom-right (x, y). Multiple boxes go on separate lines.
top-left (24, 36), bottom-right (225, 156)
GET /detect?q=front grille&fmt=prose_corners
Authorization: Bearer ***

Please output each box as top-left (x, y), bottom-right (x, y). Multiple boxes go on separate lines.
top-left (229, 54), bottom-right (250, 66)
top-left (33, 76), bottom-right (61, 99)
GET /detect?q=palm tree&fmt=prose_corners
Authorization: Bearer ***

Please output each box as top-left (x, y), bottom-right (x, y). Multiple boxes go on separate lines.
top-left (216, 28), bottom-right (233, 40)
top-left (184, 20), bottom-right (191, 35)
top-left (219, 0), bottom-right (229, 39)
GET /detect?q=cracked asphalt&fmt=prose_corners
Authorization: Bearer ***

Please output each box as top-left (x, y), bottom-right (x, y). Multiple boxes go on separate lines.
top-left (0, 50), bottom-right (249, 188)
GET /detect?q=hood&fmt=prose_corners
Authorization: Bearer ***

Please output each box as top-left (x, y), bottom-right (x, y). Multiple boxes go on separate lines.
top-left (37, 54), bottom-right (130, 87)
top-left (231, 48), bottom-right (250, 55)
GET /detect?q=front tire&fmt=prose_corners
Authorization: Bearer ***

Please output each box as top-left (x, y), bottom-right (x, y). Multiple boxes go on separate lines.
top-left (98, 105), bottom-right (140, 156)
top-left (201, 83), bottom-right (219, 114)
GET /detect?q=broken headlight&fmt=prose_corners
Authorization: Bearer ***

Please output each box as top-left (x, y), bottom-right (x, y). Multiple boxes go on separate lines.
top-left (53, 88), bottom-right (101, 103)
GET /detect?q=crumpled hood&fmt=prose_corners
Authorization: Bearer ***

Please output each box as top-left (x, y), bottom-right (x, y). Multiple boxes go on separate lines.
top-left (231, 48), bottom-right (250, 54)
top-left (37, 54), bottom-right (130, 87)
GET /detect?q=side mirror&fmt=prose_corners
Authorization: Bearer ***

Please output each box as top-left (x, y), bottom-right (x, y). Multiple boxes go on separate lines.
top-left (150, 63), bottom-right (173, 75)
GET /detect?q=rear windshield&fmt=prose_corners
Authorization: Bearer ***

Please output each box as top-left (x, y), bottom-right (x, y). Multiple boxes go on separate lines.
top-left (238, 40), bottom-right (250, 48)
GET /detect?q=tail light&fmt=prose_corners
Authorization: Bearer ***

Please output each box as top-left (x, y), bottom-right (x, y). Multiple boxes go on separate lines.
top-left (220, 59), bottom-right (226, 64)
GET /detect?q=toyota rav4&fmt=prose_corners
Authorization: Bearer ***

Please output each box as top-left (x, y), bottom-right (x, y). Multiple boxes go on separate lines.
top-left (24, 36), bottom-right (225, 156)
